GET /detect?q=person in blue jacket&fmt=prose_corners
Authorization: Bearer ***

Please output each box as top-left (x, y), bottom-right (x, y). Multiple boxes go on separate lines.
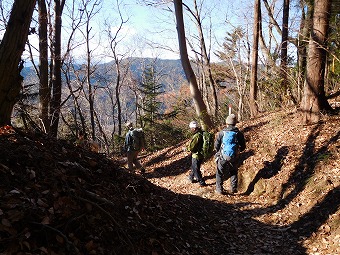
top-left (214, 114), bottom-right (246, 194)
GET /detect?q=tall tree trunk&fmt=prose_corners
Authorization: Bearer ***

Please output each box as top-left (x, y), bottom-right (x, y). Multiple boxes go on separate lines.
top-left (173, 0), bottom-right (213, 131)
top-left (301, 0), bottom-right (332, 124)
top-left (0, 0), bottom-right (36, 126)
top-left (280, 0), bottom-right (290, 100)
top-left (86, 21), bottom-right (96, 141)
top-left (297, 0), bottom-right (313, 103)
top-left (250, 0), bottom-right (260, 117)
top-left (49, 0), bottom-right (65, 137)
top-left (38, 0), bottom-right (50, 133)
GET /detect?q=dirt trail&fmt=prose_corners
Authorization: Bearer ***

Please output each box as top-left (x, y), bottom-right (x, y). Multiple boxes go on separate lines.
top-left (0, 109), bottom-right (339, 254)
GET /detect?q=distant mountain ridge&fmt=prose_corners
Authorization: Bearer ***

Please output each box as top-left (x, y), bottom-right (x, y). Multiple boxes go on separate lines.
top-left (21, 57), bottom-right (186, 91)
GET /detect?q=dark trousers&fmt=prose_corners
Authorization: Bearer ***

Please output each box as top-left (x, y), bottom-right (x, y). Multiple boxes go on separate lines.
top-left (189, 157), bottom-right (205, 184)
top-left (216, 156), bottom-right (238, 192)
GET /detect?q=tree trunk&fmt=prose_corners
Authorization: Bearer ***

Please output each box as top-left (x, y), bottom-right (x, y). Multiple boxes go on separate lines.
top-left (38, 0), bottom-right (50, 133)
top-left (86, 19), bottom-right (96, 141)
top-left (280, 0), bottom-right (289, 99)
top-left (173, 0), bottom-right (213, 131)
top-left (250, 0), bottom-right (260, 117)
top-left (301, 0), bottom-right (332, 124)
top-left (49, 0), bottom-right (65, 137)
top-left (192, 0), bottom-right (218, 119)
top-left (0, 0), bottom-right (36, 126)
top-left (297, 1), bottom-right (312, 103)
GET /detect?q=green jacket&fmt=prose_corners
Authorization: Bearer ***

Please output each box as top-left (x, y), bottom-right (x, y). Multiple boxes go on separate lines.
top-left (187, 130), bottom-right (203, 160)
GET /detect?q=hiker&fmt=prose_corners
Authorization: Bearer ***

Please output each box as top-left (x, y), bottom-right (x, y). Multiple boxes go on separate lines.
top-left (186, 121), bottom-right (207, 187)
top-left (214, 114), bottom-right (246, 194)
top-left (124, 122), bottom-right (146, 174)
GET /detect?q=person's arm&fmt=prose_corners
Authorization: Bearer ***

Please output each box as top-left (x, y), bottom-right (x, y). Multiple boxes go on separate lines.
top-left (214, 131), bottom-right (223, 152)
top-left (237, 132), bottom-right (246, 152)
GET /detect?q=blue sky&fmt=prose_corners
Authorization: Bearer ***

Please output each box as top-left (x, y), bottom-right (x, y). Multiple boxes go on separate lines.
top-left (92, 0), bottom-right (238, 61)
top-left (16, 0), bottom-right (299, 64)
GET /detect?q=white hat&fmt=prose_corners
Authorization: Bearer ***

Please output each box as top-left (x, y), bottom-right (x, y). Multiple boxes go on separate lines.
top-left (189, 121), bottom-right (199, 129)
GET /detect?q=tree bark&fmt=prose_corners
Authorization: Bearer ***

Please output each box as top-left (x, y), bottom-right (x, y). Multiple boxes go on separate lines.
top-left (173, 0), bottom-right (213, 131)
top-left (0, 0), bottom-right (36, 126)
top-left (250, 0), bottom-right (260, 117)
top-left (49, 0), bottom-right (65, 137)
top-left (297, 1), bottom-right (313, 103)
top-left (301, 0), bottom-right (332, 124)
top-left (280, 0), bottom-right (289, 98)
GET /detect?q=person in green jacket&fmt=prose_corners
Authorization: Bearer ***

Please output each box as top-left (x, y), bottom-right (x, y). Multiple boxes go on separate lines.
top-left (187, 121), bottom-right (207, 187)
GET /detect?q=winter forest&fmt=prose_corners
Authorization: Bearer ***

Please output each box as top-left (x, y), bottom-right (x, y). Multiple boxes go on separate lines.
top-left (0, 0), bottom-right (339, 156)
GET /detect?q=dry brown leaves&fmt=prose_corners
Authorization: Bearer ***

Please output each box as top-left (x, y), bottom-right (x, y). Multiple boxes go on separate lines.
top-left (0, 108), bottom-right (339, 254)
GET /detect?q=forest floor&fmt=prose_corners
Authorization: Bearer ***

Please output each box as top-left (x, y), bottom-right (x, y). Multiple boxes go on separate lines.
top-left (0, 107), bottom-right (339, 255)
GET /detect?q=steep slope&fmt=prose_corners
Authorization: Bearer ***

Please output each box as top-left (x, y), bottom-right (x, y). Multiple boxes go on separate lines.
top-left (0, 108), bottom-right (339, 255)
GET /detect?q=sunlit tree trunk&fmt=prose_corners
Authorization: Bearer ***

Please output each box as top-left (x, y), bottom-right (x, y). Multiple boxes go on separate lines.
top-left (174, 0), bottom-right (213, 131)
top-left (301, 0), bottom-right (332, 124)
top-left (250, 0), bottom-right (260, 117)
top-left (297, 0), bottom-right (313, 103)
top-left (0, 0), bottom-right (36, 126)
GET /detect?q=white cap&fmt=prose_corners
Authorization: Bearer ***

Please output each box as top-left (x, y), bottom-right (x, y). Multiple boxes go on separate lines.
top-left (189, 121), bottom-right (199, 129)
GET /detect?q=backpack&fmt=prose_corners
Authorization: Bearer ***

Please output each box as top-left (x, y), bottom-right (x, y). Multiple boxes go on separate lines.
top-left (221, 130), bottom-right (238, 157)
top-left (201, 131), bottom-right (215, 160)
top-left (130, 128), bottom-right (146, 151)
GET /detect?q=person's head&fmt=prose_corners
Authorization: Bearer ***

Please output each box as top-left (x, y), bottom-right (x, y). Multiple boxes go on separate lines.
top-left (189, 120), bottom-right (200, 132)
top-left (125, 122), bottom-right (133, 130)
top-left (225, 114), bottom-right (237, 126)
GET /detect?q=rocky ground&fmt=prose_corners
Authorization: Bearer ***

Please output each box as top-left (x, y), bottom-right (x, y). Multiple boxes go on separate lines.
top-left (0, 108), bottom-right (339, 255)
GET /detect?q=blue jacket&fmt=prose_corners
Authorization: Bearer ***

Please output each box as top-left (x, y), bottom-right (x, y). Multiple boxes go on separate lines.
top-left (214, 125), bottom-right (246, 154)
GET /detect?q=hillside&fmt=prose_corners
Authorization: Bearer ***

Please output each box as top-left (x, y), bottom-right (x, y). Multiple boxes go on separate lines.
top-left (0, 108), bottom-right (339, 255)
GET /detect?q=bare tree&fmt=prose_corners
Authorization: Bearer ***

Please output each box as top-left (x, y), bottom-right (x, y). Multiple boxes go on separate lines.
top-left (104, 0), bottom-right (129, 137)
top-left (174, 0), bottom-right (213, 130)
top-left (280, 0), bottom-right (290, 101)
top-left (0, 0), bottom-right (36, 126)
top-left (249, 0), bottom-right (260, 117)
top-left (49, 0), bottom-right (66, 137)
top-left (183, 0), bottom-right (218, 118)
top-left (81, 0), bottom-right (101, 141)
